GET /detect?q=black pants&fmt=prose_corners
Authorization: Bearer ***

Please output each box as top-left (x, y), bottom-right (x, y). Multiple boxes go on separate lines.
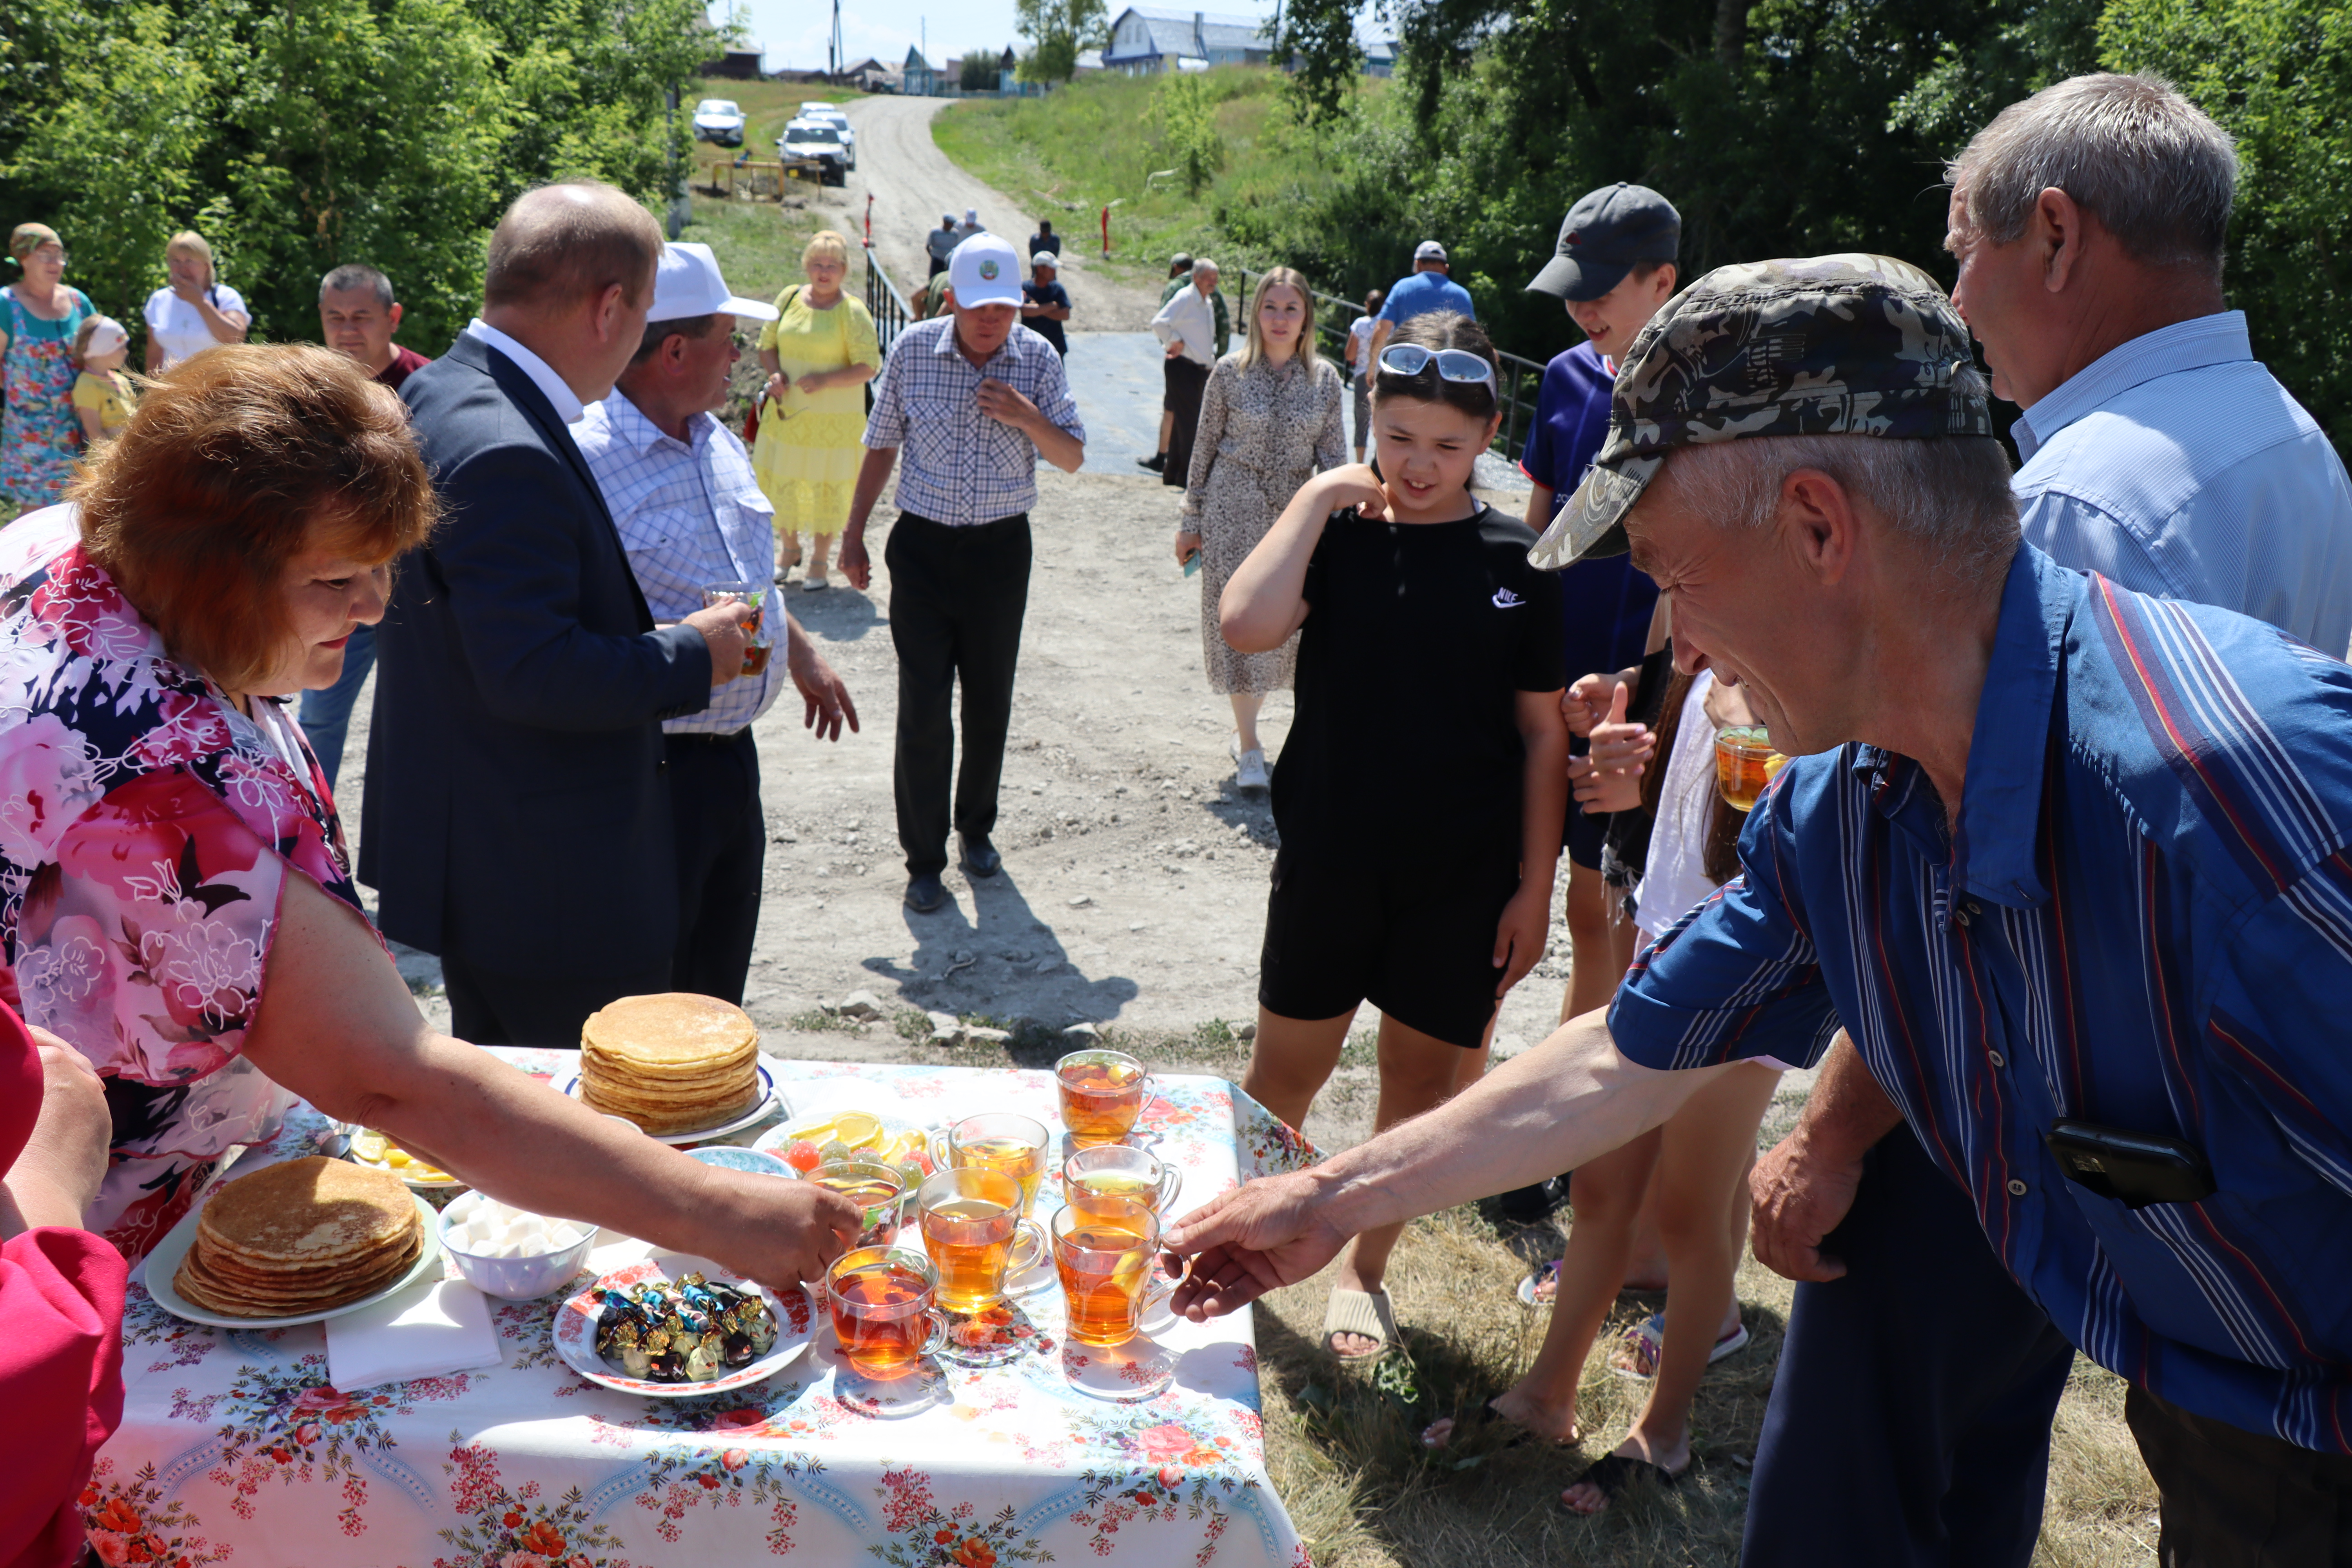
top-left (2129, 1384), bottom-right (2352, 1566)
top-left (665, 728), bottom-right (765, 1004)
top-left (441, 950), bottom-right (671, 1049)
top-left (1742, 1125), bottom-right (2077, 1567)
top-left (1163, 355), bottom-right (1209, 486)
top-left (927, 255), bottom-right (947, 277)
top-left (884, 511), bottom-right (1032, 877)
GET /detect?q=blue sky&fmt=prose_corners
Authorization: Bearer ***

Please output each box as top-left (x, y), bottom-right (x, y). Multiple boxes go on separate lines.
top-left (717, 0), bottom-right (1286, 73)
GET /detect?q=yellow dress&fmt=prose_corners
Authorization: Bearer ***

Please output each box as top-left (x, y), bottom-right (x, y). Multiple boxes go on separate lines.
top-left (751, 285), bottom-right (881, 535)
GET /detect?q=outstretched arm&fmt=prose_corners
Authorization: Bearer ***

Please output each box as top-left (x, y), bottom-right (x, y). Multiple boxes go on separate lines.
top-left (1166, 1010), bottom-right (1726, 1317)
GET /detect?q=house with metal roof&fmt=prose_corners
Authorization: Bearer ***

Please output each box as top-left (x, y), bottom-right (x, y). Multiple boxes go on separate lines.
top-left (1101, 7), bottom-right (1274, 73)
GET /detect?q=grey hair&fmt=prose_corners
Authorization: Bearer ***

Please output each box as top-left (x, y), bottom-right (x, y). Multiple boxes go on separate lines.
top-left (319, 262), bottom-right (395, 309)
top-left (1659, 423), bottom-right (2021, 593)
top-left (1192, 257), bottom-right (1220, 279)
top-left (1947, 73), bottom-right (2237, 276)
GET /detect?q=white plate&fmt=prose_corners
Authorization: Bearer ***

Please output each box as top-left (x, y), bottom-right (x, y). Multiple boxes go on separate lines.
top-left (142, 1189), bottom-right (445, 1330)
top-left (551, 1254), bottom-right (814, 1397)
top-left (557, 1064), bottom-right (781, 1145)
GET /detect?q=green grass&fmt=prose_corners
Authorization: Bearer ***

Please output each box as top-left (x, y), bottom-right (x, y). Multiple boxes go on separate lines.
top-left (932, 68), bottom-right (1362, 293)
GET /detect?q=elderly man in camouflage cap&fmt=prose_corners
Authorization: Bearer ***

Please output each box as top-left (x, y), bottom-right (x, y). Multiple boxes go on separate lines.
top-left (1165, 254), bottom-right (2352, 1559)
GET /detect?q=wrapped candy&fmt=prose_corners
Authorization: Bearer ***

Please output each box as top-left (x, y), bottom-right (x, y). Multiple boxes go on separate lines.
top-left (591, 1276), bottom-right (777, 1383)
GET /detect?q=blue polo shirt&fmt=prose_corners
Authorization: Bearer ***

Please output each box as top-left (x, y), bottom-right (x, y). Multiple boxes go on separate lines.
top-left (1376, 270), bottom-right (1476, 327)
top-left (1521, 340), bottom-right (1659, 682)
top-left (1614, 543), bottom-right (2352, 1450)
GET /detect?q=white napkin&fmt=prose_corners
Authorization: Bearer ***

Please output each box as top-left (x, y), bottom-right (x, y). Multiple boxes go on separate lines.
top-left (325, 1278), bottom-right (503, 1392)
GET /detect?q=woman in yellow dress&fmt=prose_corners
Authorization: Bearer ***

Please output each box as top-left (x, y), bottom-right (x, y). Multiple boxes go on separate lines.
top-left (753, 230), bottom-right (881, 591)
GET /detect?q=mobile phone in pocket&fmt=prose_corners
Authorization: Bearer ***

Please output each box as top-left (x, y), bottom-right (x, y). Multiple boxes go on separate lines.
top-left (2045, 1119), bottom-right (2216, 1210)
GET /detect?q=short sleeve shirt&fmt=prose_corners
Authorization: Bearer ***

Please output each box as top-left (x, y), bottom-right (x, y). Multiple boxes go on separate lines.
top-left (1276, 504), bottom-right (1565, 864)
top-left (862, 318), bottom-right (1084, 526)
top-left (1022, 280), bottom-right (1071, 355)
top-left (142, 283), bottom-right (247, 369)
top-left (1522, 340), bottom-right (1660, 681)
top-left (71, 370), bottom-right (134, 434)
top-left (1376, 272), bottom-right (1476, 327)
top-left (376, 344), bottom-right (432, 392)
top-left (0, 506), bottom-right (367, 1264)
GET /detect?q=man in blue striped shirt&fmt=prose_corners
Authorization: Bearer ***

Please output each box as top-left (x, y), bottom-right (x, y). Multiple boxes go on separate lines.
top-left (1170, 254), bottom-right (2352, 1561)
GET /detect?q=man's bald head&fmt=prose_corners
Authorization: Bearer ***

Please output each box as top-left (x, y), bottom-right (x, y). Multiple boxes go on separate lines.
top-left (483, 182), bottom-right (662, 313)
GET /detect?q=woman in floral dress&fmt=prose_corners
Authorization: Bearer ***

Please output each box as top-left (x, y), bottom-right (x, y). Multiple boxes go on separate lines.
top-left (0, 343), bottom-right (859, 1280)
top-left (1172, 267), bottom-right (1345, 791)
top-left (751, 230), bottom-right (880, 591)
top-left (0, 223), bottom-right (95, 510)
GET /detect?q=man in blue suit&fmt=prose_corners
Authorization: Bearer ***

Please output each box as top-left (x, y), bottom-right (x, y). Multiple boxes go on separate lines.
top-left (361, 182), bottom-right (756, 1045)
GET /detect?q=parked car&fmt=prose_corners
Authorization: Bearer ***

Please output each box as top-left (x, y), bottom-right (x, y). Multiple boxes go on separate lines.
top-left (779, 119), bottom-right (850, 186)
top-left (797, 103), bottom-right (856, 167)
top-left (692, 99), bottom-right (745, 147)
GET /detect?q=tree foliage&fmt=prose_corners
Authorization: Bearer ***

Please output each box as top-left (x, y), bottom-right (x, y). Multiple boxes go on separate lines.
top-left (1015, 0), bottom-right (1108, 84)
top-left (960, 51), bottom-right (1002, 91)
top-left (0, 0), bottom-right (717, 359)
top-left (1150, 73), bottom-right (1229, 198)
top-left (1275, 0), bottom-right (1363, 127)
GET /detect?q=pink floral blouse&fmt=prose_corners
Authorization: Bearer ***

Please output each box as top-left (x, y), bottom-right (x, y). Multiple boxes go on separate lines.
top-left (0, 506), bottom-right (365, 1263)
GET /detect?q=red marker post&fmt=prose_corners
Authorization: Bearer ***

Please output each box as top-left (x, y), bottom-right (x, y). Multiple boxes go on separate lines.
top-left (864, 193), bottom-right (875, 247)
top-left (1101, 204), bottom-right (1111, 260)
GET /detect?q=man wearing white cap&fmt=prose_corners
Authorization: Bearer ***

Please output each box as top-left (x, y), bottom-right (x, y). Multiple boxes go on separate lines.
top-left (840, 232), bottom-right (1086, 915)
top-left (1367, 239), bottom-right (1476, 360)
top-left (575, 242), bottom-right (860, 1004)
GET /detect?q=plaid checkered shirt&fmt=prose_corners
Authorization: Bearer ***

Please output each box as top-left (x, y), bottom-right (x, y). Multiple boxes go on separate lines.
top-left (574, 389), bottom-right (780, 735)
top-left (861, 318), bottom-right (1084, 526)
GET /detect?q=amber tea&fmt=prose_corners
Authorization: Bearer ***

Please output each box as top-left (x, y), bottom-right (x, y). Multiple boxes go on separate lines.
top-left (812, 1159), bottom-right (905, 1247)
top-left (1051, 1197), bottom-right (1178, 1348)
top-left (936, 1114), bottom-right (1050, 1219)
top-left (824, 1247), bottom-right (946, 1378)
top-left (1055, 1050), bottom-right (1153, 1148)
top-left (1062, 1144), bottom-right (1182, 1221)
top-left (916, 1169), bottom-right (1023, 1313)
top-left (1714, 725), bottom-right (1786, 813)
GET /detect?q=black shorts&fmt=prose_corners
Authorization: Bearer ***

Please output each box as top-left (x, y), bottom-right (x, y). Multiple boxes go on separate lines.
top-left (1564, 794), bottom-right (1610, 869)
top-left (1257, 845), bottom-right (1523, 1049)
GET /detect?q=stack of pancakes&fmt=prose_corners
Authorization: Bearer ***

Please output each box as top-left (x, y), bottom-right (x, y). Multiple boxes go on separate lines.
top-left (579, 992), bottom-right (762, 1136)
top-left (174, 1157), bottom-right (422, 1317)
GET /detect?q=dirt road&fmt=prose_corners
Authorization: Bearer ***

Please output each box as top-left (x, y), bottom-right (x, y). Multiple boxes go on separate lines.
top-left (840, 95), bottom-right (1163, 330)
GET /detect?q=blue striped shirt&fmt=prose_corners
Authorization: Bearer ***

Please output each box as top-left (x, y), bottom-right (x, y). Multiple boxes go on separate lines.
top-left (861, 318), bottom-right (1083, 526)
top-left (573, 390), bottom-right (780, 734)
top-left (2014, 311), bottom-right (2352, 656)
top-left (1613, 544), bottom-right (2352, 1450)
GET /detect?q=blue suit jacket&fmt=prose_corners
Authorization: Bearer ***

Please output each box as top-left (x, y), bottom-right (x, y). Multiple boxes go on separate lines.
top-left (359, 332), bottom-right (711, 977)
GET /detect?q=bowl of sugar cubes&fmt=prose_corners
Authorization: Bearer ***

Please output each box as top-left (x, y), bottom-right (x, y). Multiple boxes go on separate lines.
top-left (437, 1191), bottom-right (596, 1300)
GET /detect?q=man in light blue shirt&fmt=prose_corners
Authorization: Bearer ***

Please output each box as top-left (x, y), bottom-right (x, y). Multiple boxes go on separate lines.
top-left (1368, 240), bottom-right (1476, 360)
top-left (577, 243), bottom-right (858, 1005)
top-left (1740, 73), bottom-right (2352, 1568)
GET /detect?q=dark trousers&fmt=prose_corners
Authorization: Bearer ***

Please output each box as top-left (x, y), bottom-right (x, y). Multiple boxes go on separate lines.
top-left (1742, 1125), bottom-right (2077, 1568)
top-left (884, 512), bottom-right (1032, 877)
top-left (441, 949), bottom-right (670, 1049)
top-left (2129, 1384), bottom-right (2352, 1566)
top-left (1163, 355), bottom-right (1210, 487)
top-left (665, 728), bottom-right (765, 1004)
top-left (927, 255), bottom-right (947, 277)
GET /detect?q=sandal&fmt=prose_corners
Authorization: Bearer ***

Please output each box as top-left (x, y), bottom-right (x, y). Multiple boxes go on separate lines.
top-left (1561, 1451), bottom-right (1685, 1514)
top-left (1420, 1399), bottom-right (1577, 1452)
top-left (1610, 1311), bottom-right (1751, 1379)
top-left (1321, 1285), bottom-right (1397, 1362)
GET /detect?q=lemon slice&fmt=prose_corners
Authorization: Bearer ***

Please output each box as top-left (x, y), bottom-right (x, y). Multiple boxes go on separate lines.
top-left (1763, 752), bottom-right (1789, 780)
top-left (789, 1118), bottom-right (839, 1147)
top-left (833, 1111), bottom-right (884, 1150)
top-left (350, 1130), bottom-right (390, 1162)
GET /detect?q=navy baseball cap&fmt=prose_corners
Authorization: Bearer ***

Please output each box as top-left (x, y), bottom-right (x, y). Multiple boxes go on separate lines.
top-left (1526, 183), bottom-right (1681, 302)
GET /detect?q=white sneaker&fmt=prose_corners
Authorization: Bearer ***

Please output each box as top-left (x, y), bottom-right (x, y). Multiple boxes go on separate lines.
top-left (1230, 734), bottom-right (1270, 792)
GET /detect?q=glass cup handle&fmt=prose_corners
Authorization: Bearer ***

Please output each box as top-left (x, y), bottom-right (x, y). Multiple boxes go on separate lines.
top-left (1156, 1165), bottom-right (1184, 1214)
top-left (1146, 1247), bottom-right (1196, 1308)
top-left (1009, 1218), bottom-right (1049, 1274)
top-left (918, 1307), bottom-right (950, 1358)
top-left (1130, 1076), bottom-right (1168, 1145)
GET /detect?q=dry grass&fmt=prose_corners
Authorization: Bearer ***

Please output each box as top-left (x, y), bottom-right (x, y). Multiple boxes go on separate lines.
top-left (1250, 1191), bottom-right (2159, 1564)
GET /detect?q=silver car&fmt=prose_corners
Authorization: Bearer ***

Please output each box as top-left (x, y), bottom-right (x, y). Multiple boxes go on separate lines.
top-left (779, 119), bottom-right (850, 186)
top-left (691, 98), bottom-right (745, 147)
top-left (797, 103), bottom-right (856, 167)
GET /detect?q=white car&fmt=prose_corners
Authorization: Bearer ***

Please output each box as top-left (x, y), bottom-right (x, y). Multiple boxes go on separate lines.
top-left (797, 103), bottom-right (856, 165)
top-left (779, 119), bottom-right (851, 185)
top-left (692, 99), bottom-right (745, 147)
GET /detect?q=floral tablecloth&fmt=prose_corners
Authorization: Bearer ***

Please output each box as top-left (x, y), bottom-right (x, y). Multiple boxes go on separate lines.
top-left (90, 1054), bottom-right (1322, 1568)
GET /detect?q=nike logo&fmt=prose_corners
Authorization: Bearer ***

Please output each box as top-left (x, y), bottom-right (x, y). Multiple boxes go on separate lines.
top-left (1492, 587), bottom-right (1525, 608)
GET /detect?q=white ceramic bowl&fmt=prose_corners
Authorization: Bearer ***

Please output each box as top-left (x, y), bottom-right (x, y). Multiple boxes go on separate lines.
top-left (436, 1204), bottom-right (596, 1301)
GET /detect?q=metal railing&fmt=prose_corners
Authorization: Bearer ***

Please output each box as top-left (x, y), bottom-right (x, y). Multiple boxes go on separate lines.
top-left (1226, 260), bottom-right (1546, 461)
top-left (866, 244), bottom-right (916, 356)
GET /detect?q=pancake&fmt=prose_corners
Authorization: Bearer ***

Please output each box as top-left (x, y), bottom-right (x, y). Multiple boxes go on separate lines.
top-left (579, 993), bottom-right (761, 1134)
top-left (172, 1156), bottom-right (421, 1318)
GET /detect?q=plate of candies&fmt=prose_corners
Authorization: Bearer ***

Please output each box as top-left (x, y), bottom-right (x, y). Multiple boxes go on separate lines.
top-left (753, 1109), bottom-right (935, 1190)
top-left (552, 1256), bottom-right (815, 1397)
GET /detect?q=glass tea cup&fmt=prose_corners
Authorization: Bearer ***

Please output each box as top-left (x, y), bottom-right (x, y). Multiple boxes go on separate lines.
top-left (931, 1113), bottom-right (1052, 1274)
top-left (1052, 1196), bottom-right (1190, 1348)
top-left (701, 581), bottom-right (773, 678)
top-left (1713, 724), bottom-right (1787, 813)
top-left (824, 1246), bottom-right (948, 1379)
top-left (810, 1157), bottom-right (907, 1247)
top-left (916, 1167), bottom-right (1041, 1314)
top-left (1054, 1049), bottom-right (1157, 1148)
top-left (1062, 1143), bottom-right (1182, 1223)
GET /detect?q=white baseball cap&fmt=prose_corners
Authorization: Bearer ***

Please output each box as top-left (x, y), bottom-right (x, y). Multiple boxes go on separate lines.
top-left (646, 242), bottom-right (777, 324)
top-left (1031, 252), bottom-right (1059, 270)
top-left (1414, 239), bottom-right (1449, 262)
top-left (947, 233), bottom-right (1024, 308)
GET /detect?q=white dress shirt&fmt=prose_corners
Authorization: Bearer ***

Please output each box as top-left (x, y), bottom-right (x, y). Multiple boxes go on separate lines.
top-left (2014, 311), bottom-right (2352, 654)
top-left (1152, 285), bottom-right (1218, 367)
top-left (142, 283), bottom-right (247, 369)
top-left (462, 318), bottom-right (584, 425)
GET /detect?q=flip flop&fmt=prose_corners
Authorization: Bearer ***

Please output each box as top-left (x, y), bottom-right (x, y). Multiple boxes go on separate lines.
top-left (1321, 1285), bottom-right (1396, 1362)
top-left (1419, 1399), bottom-right (1577, 1452)
top-left (1610, 1311), bottom-right (1751, 1379)
top-left (1561, 1451), bottom-right (1686, 1514)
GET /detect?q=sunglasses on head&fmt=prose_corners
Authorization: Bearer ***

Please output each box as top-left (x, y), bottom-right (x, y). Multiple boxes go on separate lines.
top-left (1376, 343), bottom-right (1496, 393)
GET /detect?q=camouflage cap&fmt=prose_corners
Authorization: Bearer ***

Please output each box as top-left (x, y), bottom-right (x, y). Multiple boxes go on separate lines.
top-left (1528, 254), bottom-right (1989, 570)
